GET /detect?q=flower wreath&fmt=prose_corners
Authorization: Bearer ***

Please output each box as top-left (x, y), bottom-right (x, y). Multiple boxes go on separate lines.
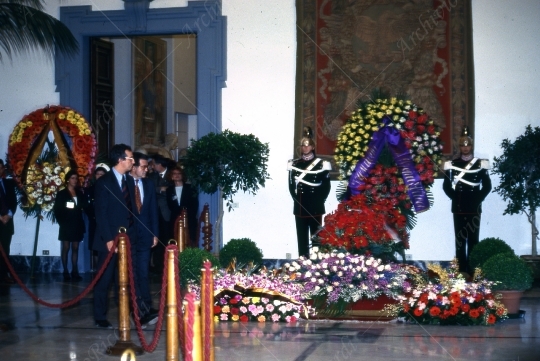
top-left (334, 97), bottom-right (443, 222)
top-left (8, 105), bottom-right (97, 186)
top-left (335, 97), bottom-right (443, 183)
top-left (7, 106), bottom-right (97, 217)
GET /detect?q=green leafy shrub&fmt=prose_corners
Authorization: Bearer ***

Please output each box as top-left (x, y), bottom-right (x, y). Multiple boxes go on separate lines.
top-left (219, 238), bottom-right (263, 268)
top-left (469, 237), bottom-right (515, 270)
top-left (179, 248), bottom-right (220, 288)
top-left (482, 253), bottom-right (534, 291)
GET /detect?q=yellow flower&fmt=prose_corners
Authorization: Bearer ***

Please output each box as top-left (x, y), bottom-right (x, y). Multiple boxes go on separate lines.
top-left (363, 133), bottom-right (369, 139)
top-left (221, 305), bottom-right (230, 313)
top-left (354, 136), bottom-right (361, 142)
top-left (386, 109), bottom-right (393, 115)
top-left (214, 316), bottom-right (219, 322)
top-left (74, 113), bottom-right (80, 120)
top-left (252, 297), bottom-right (260, 303)
top-left (395, 107), bottom-right (401, 113)
top-left (58, 113), bottom-right (66, 120)
top-left (346, 155), bottom-right (352, 162)
top-left (359, 129), bottom-right (365, 135)
top-left (257, 315), bottom-right (266, 322)
top-left (350, 123), bottom-right (358, 129)
top-left (380, 105), bottom-right (387, 110)
top-left (232, 315), bottom-right (239, 321)
top-left (376, 112), bottom-right (384, 119)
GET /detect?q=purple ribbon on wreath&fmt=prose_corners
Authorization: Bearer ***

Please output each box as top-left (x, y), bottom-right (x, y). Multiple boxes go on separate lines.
top-left (348, 116), bottom-right (430, 213)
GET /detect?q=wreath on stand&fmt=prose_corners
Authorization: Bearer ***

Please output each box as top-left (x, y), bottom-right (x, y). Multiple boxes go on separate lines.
top-left (8, 105), bottom-right (96, 219)
top-left (320, 95), bottom-right (443, 260)
top-left (7, 105), bottom-right (96, 274)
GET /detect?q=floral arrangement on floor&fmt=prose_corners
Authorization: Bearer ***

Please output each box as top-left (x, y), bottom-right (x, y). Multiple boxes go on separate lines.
top-left (315, 193), bottom-right (408, 261)
top-left (196, 269), bottom-right (306, 323)
top-left (214, 294), bottom-right (302, 323)
top-left (285, 247), bottom-right (411, 316)
top-left (386, 260), bottom-right (508, 326)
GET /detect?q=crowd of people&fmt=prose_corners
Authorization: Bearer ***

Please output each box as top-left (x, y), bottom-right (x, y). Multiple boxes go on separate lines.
top-left (0, 144), bottom-right (200, 329)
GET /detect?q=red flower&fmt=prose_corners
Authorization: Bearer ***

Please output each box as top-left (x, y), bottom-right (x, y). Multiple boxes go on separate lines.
top-left (409, 111), bottom-right (418, 120)
top-left (461, 304), bottom-right (470, 313)
top-left (487, 314), bottom-right (497, 324)
top-left (214, 305), bottom-right (221, 313)
top-left (239, 315), bottom-right (249, 322)
top-left (230, 307), bottom-right (240, 315)
top-left (413, 308), bottom-right (423, 317)
top-left (429, 306), bottom-right (441, 316)
top-left (469, 309), bottom-right (480, 318)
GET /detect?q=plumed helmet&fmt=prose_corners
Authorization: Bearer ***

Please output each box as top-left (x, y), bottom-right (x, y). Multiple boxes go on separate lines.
top-left (459, 126), bottom-right (473, 147)
top-left (300, 126), bottom-right (315, 147)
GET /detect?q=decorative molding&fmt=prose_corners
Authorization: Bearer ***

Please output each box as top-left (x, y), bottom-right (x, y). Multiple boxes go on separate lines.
top-left (123, 0), bottom-right (153, 33)
top-left (56, 1), bottom-right (226, 242)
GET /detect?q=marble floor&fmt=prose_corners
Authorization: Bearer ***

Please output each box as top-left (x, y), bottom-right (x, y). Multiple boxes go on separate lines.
top-left (0, 274), bottom-right (539, 361)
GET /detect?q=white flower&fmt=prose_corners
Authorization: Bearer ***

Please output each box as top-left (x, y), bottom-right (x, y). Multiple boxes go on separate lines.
top-left (377, 265), bottom-right (384, 272)
top-left (312, 246), bottom-right (319, 253)
top-left (337, 252), bottom-right (345, 259)
top-left (326, 286), bottom-right (333, 292)
top-left (55, 178), bottom-right (62, 186)
top-left (305, 271), bottom-right (312, 278)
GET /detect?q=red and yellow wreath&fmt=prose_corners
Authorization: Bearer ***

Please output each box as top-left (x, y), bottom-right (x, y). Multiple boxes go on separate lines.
top-left (8, 105), bottom-right (97, 186)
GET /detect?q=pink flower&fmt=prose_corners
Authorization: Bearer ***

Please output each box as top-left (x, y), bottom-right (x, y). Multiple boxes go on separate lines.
top-left (265, 304), bottom-right (275, 312)
top-left (271, 314), bottom-right (281, 322)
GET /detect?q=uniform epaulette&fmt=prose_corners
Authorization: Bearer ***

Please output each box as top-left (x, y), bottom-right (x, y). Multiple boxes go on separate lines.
top-left (443, 160), bottom-right (453, 170)
top-left (480, 159), bottom-right (490, 169)
top-left (322, 160), bottom-right (332, 171)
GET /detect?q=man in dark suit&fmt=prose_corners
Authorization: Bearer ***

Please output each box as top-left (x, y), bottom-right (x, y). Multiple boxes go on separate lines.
top-left (148, 155), bottom-right (171, 272)
top-left (443, 128), bottom-right (492, 274)
top-left (92, 144), bottom-right (137, 328)
top-left (287, 136), bottom-right (331, 257)
top-left (0, 159), bottom-right (17, 285)
top-left (129, 152), bottom-right (159, 325)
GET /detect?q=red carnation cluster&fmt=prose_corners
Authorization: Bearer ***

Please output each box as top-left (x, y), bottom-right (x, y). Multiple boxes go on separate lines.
top-left (316, 193), bottom-right (409, 257)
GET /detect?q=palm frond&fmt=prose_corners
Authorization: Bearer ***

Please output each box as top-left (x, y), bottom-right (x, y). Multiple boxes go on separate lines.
top-left (0, 2), bottom-right (79, 61)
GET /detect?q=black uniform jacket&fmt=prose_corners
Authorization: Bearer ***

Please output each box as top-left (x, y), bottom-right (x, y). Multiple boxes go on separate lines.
top-left (288, 157), bottom-right (331, 217)
top-left (443, 158), bottom-right (492, 214)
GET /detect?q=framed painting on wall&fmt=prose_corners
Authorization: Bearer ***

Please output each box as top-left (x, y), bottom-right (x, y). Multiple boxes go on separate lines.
top-left (133, 36), bottom-right (167, 149)
top-left (295, 0), bottom-right (475, 177)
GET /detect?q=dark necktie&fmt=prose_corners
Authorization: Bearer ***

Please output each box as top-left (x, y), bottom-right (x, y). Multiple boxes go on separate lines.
top-left (122, 176), bottom-right (133, 226)
top-left (134, 179), bottom-right (143, 214)
top-left (0, 180), bottom-right (8, 216)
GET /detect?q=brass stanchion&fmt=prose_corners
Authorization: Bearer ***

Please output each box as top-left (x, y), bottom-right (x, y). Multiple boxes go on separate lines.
top-left (201, 205), bottom-right (213, 252)
top-left (182, 209), bottom-right (190, 248)
top-left (166, 242), bottom-right (179, 361)
top-left (201, 262), bottom-right (215, 361)
top-left (107, 229), bottom-right (143, 356)
top-left (176, 213), bottom-right (186, 253)
top-left (183, 298), bottom-right (202, 361)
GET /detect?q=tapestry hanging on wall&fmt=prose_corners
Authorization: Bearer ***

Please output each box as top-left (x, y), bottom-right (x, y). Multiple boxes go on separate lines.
top-left (294, 0), bottom-right (474, 176)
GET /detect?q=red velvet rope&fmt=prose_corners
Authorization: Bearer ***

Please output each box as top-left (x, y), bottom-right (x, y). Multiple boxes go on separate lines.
top-left (184, 292), bottom-right (196, 361)
top-left (0, 238), bottom-right (118, 308)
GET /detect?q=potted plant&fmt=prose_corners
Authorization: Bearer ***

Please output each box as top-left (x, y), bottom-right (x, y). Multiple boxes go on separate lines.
top-left (179, 247), bottom-right (220, 289)
top-left (469, 237), bottom-right (515, 271)
top-left (492, 125), bottom-right (540, 278)
top-left (482, 253), bottom-right (534, 315)
top-left (183, 130), bottom-right (270, 248)
top-left (219, 238), bottom-right (264, 269)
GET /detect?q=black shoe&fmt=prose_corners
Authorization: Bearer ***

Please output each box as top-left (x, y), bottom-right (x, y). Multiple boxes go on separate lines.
top-left (140, 312), bottom-right (158, 326)
top-left (148, 308), bottom-right (159, 318)
top-left (63, 272), bottom-right (71, 281)
top-left (95, 320), bottom-right (113, 329)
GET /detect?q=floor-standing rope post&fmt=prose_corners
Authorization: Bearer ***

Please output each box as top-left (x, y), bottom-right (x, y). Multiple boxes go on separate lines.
top-left (201, 204), bottom-right (213, 252)
top-left (176, 213), bottom-right (187, 253)
top-left (183, 293), bottom-right (202, 361)
top-left (107, 230), bottom-right (143, 356)
top-left (201, 261), bottom-right (215, 361)
top-left (166, 243), bottom-right (179, 361)
top-left (182, 209), bottom-right (190, 248)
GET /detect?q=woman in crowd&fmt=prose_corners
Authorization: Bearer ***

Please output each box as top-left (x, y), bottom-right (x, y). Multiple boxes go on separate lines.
top-left (166, 166), bottom-right (199, 247)
top-left (53, 169), bottom-right (87, 281)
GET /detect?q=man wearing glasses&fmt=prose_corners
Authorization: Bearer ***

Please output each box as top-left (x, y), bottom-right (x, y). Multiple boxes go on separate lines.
top-left (92, 143), bottom-right (137, 328)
